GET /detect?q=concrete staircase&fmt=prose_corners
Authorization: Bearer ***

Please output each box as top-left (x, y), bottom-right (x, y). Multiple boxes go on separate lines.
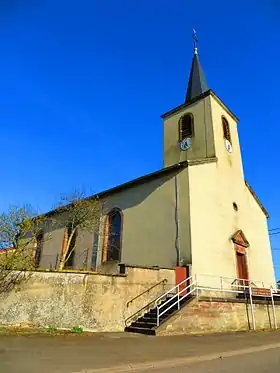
top-left (125, 294), bottom-right (194, 335)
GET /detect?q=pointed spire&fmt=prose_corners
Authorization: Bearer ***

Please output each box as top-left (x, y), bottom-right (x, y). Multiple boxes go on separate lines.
top-left (185, 30), bottom-right (209, 103)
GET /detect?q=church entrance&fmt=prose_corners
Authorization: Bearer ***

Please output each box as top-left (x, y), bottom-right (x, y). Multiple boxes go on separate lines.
top-left (236, 251), bottom-right (249, 284)
top-left (231, 230), bottom-right (250, 286)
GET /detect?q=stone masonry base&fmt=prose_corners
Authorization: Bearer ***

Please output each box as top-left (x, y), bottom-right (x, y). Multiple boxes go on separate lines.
top-left (157, 297), bottom-right (279, 336)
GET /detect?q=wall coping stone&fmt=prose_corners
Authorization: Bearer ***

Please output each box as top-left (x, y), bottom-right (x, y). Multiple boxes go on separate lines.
top-left (31, 268), bottom-right (127, 278)
top-left (199, 296), bottom-right (280, 305)
top-left (124, 264), bottom-right (175, 271)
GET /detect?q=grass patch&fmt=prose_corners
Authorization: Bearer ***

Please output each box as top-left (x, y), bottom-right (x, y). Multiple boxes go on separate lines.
top-left (71, 326), bottom-right (83, 334)
top-left (47, 325), bottom-right (58, 333)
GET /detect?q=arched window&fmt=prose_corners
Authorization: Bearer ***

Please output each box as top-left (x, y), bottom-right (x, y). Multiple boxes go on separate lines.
top-left (178, 114), bottom-right (194, 141)
top-left (222, 116), bottom-right (231, 143)
top-left (103, 209), bottom-right (122, 262)
top-left (34, 231), bottom-right (44, 267)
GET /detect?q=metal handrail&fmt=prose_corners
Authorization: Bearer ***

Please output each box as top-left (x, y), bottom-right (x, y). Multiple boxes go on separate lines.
top-left (125, 276), bottom-right (192, 327)
top-left (155, 275), bottom-right (280, 328)
top-left (155, 275), bottom-right (193, 304)
top-left (125, 292), bottom-right (168, 327)
top-left (157, 281), bottom-right (196, 325)
top-left (126, 273), bottom-right (279, 330)
top-left (126, 278), bottom-right (168, 307)
top-left (231, 279), bottom-right (258, 291)
top-left (158, 281), bottom-right (194, 313)
top-left (199, 273), bottom-right (270, 286)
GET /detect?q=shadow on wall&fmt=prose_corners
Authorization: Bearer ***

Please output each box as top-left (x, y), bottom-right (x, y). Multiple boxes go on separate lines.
top-left (95, 171), bottom-right (180, 272)
top-left (101, 170), bottom-right (179, 213)
top-left (40, 169), bottom-right (182, 271)
top-left (46, 170), bottom-right (179, 232)
top-left (99, 169), bottom-right (185, 270)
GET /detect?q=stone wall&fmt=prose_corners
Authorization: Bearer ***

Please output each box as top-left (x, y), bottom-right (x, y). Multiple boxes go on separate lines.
top-left (157, 297), bottom-right (279, 336)
top-left (0, 266), bottom-right (175, 332)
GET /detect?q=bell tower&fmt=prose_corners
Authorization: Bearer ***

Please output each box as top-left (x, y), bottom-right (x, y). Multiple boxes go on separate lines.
top-left (162, 30), bottom-right (244, 183)
top-left (162, 30), bottom-right (216, 168)
top-left (160, 31), bottom-right (276, 287)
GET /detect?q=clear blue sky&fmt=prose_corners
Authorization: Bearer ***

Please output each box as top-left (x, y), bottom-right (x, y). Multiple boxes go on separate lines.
top-left (1, 1), bottom-right (280, 278)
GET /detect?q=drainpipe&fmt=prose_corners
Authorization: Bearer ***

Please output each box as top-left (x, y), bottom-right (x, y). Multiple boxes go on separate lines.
top-left (175, 174), bottom-right (181, 266)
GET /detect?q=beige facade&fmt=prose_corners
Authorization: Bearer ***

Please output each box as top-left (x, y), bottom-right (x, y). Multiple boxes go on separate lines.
top-left (162, 92), bottom-right (275, 288)
top-left (96, 169), bottom-right (191, 270)
top-left (38, 166), bottom-right (192, 272)
top-left (36, 89), bottom-right (275, 289)
top-left (163, 94), bottom-right (215, 167)
top-left (33, 46), bottom-right (275, 291)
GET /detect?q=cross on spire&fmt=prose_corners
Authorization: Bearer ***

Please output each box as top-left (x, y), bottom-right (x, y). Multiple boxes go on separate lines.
top-left (193, 29), bottom-right (198, 54)
top-left (185, 30), bottom-right (209, 102)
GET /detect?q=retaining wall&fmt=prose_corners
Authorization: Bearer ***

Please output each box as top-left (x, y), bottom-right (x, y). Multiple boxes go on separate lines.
top-left (0, 266), bottom-right (175, 332)
top-left (157, 297), bottom-right (280, 336)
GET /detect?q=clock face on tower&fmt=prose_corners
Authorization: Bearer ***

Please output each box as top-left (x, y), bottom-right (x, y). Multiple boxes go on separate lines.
top-left (180, 137), bottom-right (192, 151)
top-left (225, 139), bottom-right (233, 153)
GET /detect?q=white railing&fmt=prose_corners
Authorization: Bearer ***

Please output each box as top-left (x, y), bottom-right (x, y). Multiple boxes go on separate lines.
top-left (155, 275), bottom-right (192, 304)
top-left (155, 274), bottom-right (280, 328)
top-left (196, 273), bottom-right (271, 292)
top-left (156, 281), bottom-right (197, 326)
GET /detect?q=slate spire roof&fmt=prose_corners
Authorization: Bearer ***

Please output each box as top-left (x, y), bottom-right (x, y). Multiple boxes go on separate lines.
top-left (185, 31), bottom-right (209, 103)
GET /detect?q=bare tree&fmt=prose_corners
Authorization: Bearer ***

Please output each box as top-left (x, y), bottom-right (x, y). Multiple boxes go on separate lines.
top-left (54, 191), bottom-right (102, 270)
top-left (0, 205), bottom-right (46, 294)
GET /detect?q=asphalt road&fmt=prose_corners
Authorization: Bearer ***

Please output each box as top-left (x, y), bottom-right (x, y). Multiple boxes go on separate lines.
top-left (1, 330), bottom-right (280, 373)
top-left (141, 347), bottom-right (280, 373)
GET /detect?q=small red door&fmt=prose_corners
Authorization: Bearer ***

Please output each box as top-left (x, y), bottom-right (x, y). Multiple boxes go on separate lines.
top-left (175, 266), bottom-right (189, 296)
top-left (236, 252), bottom-right (249, 286)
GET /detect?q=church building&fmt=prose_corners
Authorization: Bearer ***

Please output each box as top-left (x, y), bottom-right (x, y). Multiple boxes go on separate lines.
top-left (39, 37), bottom-right (276, 289)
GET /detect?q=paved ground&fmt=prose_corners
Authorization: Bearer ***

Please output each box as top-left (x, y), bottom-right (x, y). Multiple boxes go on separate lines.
top-left (0, 330), bottom-right (280, 373)
top-left (143, 347), bottom-right (280, 372)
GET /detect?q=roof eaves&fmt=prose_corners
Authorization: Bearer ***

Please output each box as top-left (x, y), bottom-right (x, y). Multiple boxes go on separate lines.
top-left (210, 91), bottom-right (239, 123)
top-left (96, 161), bottom-right (188, 198)
top-left (161, 89), bottom-right (239, 123)
top-left (161, 90), bottom-right (211, 119)
top-left (46, 161), bottom-right (189, 217)
top-left (245, 181), bottom-right (269, 218)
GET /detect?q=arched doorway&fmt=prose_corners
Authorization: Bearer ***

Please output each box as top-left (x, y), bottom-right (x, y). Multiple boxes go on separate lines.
top-left (232, 230), bottom-right (250, 285)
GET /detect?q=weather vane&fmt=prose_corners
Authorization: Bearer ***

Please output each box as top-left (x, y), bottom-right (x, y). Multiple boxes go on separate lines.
top-left (193, 29), bottom-right (198, 54)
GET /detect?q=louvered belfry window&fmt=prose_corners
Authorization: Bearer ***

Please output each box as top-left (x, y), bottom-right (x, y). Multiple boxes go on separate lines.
top-left (222, 116), bottom-right (231, 143)
top-left (179, 114), bottom-right (194, 142)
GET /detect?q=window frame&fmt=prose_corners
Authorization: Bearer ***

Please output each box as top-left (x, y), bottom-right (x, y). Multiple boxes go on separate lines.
top-left (178, 113), bottom-right (194, 142)
top-left (102, 208), bottom-right (123, 263)
top-left (222, 116), bottom-right (231, 144)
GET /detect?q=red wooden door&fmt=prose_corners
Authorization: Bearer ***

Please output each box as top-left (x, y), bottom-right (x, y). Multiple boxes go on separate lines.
top-left (236, 252), bottom-right (249, 286)
top-left (176, 266), bottom-right (189, 296)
